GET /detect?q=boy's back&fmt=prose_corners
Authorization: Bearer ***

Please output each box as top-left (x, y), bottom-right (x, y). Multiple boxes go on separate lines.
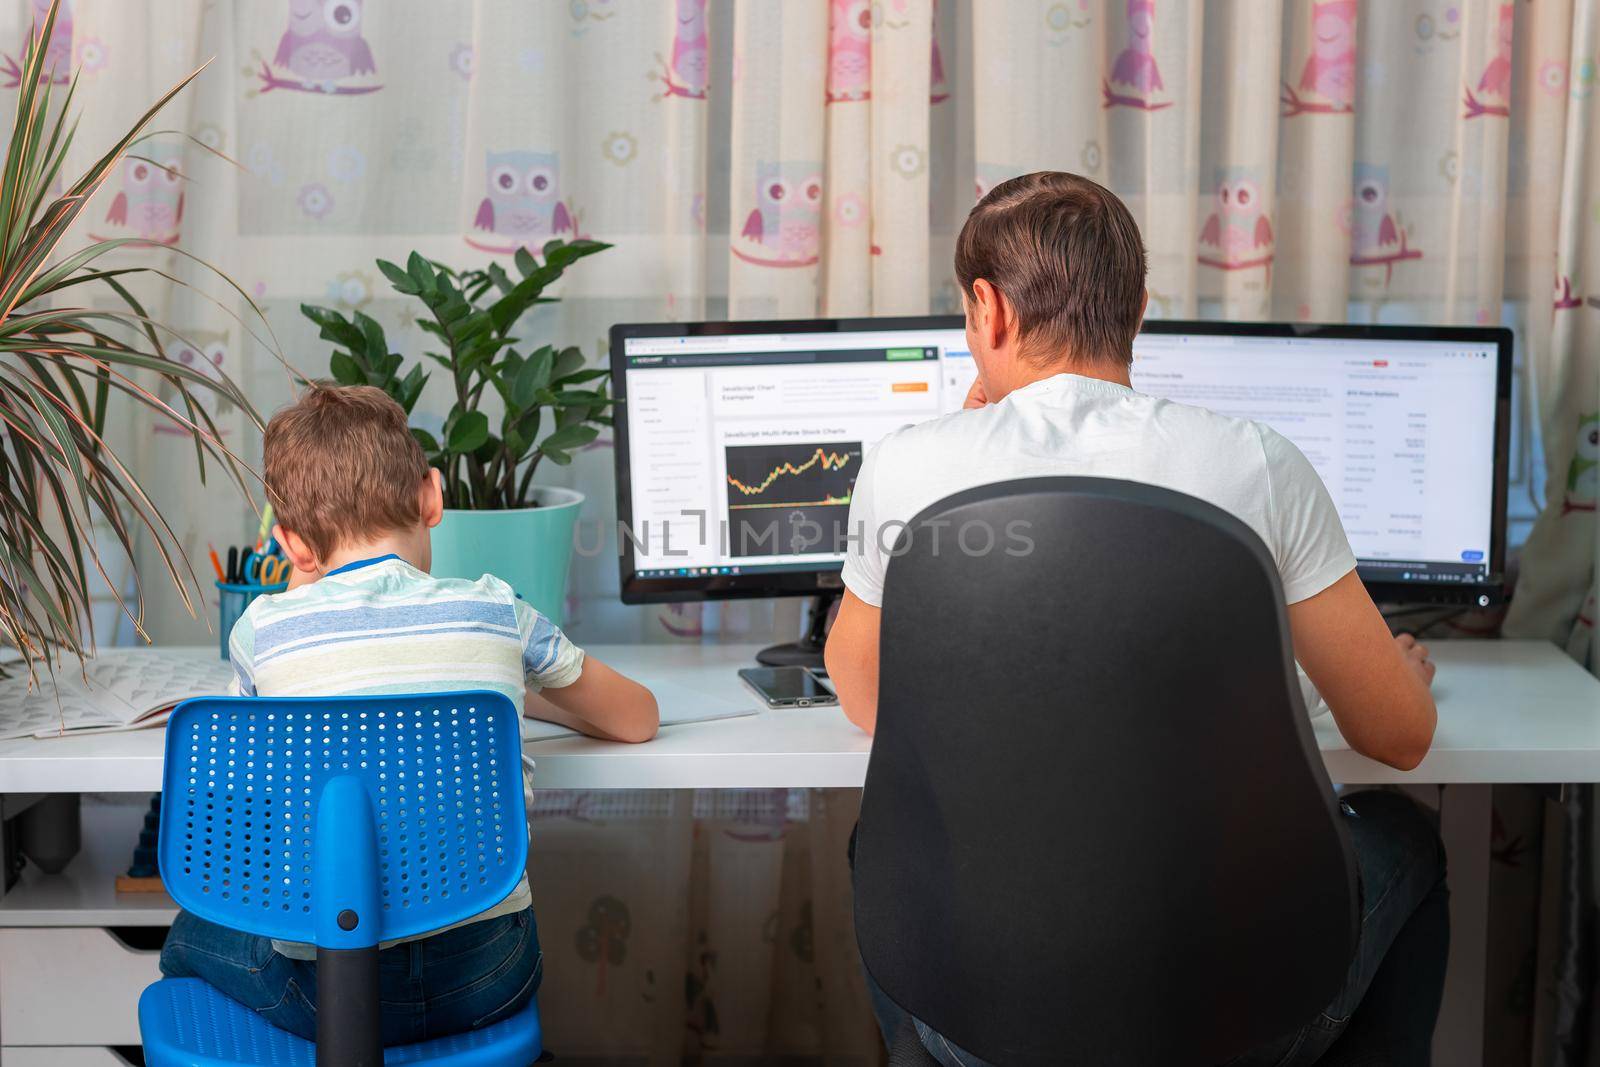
top-left (228, 553), bottom-right (583, 703)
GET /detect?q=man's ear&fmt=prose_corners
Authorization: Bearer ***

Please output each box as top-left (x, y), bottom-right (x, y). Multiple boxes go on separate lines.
top-left (420, 468), bottom-right (444, 529)
top-left (1140, 288), bottom-right (1150, 326)
top-left (970, 278), bottom-right (1008, 352)
top-left (275, 524), bottom-right (319, 575)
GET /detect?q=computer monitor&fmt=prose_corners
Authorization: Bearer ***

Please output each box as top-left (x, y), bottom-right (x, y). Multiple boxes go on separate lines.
top-left (610, 317), bottom-right (1511, 609)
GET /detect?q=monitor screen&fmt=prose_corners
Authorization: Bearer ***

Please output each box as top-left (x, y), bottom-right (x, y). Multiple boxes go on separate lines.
top-left (610, 317), bottom-right (1510, 606)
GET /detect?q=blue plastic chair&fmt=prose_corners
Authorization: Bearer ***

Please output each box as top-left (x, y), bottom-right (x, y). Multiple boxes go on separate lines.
top-left (138, 691), bottom-right (542, 1066)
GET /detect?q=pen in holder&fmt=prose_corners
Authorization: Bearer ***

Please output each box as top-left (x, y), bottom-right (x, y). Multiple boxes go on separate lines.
top-left (216, 577), bottom-right (287, 660)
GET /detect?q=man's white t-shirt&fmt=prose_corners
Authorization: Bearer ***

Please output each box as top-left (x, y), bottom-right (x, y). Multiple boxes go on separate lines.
top-left (841, 371), bottom-right (1357, 621)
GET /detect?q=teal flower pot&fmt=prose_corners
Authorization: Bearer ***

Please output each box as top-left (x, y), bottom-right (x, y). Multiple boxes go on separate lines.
top-left (428, 487), bottom-right (583, 626)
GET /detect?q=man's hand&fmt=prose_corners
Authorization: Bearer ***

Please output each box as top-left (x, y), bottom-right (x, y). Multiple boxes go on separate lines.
top-left (1287, 570), bottom-right (1437, 770)
top-left (963, 376), bottom-right (989, 409)
top-left (1395, 632), bottom-right (1436, 688)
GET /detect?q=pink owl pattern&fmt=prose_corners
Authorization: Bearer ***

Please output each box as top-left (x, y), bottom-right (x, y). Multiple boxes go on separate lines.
top-left (653, 0), bottom-right (707, 101)
top-left (1282, 0), bottom-right (1356, 116)
top-left (1463, 3), bottom-right (1512, 118)
top-left (1103, 0), bottom-right (1171, 111)
top-left (1346, 162), bottom-right (1422, 284)
top-left (154, 332), bottom-right (233, 436)
top-left (254, 0), bottom-right (382, 97)
top-left (1555, 274), bottom-right (1582, 311)
top-left (827, 0), bottom-right (871, 104)
top-left (1198, 168), bottom-right (1274, 277)
top-left (2, 0), bottom-right (71, 88)
top-left (464, 149), bottom-right (579, 255)
top-left (733, 162), bottom-right (823, 268)
top-left (91, 145), bottom-right (184, 246)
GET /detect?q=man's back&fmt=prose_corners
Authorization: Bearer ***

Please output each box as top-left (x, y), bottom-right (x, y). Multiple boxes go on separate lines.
top-left (842, 372), bottom-right (1354, 611)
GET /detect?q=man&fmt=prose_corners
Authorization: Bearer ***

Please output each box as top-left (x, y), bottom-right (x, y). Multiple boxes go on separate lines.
top-left (825, 172), bottom-right (1448, 1065)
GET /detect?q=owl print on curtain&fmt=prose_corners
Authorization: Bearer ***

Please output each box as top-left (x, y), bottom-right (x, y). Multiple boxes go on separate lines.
top-left (466, 150), bottom-right (576, 255)
top-left (653, 0), bottom-right (708, 101)
top-left (1563, 414), bottom-right (1599, 515)
top-left (1463, 3), bottom-right (1512, 118)
top-left (91, 142), bottom-right (184, 246)
top-left (1346, 162), bottom-right (1423, 284)
top-left (1103, 0), bottom-right (1171, 111)
top-left (154, 333), bottom-right (234, 437)
top-left (827, 0), bottom-right (870, 104)
top-left (734, 162), bottom-right (823, 268)
top-left (2, 0), bottom-right (70, 88)
top-left (254, 0), bottom-right (382, 96)
top-left (1281, 0), bottom-right (1356, 116)
top-left (1197, 167), bottom-right (1274, 277)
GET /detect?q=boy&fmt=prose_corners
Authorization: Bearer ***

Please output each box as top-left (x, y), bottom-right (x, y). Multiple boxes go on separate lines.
top-left (160, 383), bottom-right (660, 1045)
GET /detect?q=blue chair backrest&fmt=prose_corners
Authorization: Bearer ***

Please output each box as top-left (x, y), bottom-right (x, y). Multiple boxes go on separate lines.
top-left (159, 691), bottom-right (527, 949)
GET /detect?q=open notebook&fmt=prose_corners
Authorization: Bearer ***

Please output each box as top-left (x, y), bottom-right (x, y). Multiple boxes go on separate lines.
top-left (0, 647), bottom-right (234, 741)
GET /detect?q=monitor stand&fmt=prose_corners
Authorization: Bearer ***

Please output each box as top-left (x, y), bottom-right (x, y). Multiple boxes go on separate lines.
top-left (756, 591), bottom-right (841, 669)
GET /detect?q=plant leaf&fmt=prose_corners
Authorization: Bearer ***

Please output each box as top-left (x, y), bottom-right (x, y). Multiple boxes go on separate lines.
top-left (445, 410), bottom-right (490, 453)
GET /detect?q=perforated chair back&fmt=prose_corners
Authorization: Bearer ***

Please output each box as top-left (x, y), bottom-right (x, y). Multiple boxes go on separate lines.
top-left (854, 478), bottom-right (1359, 1066)
top-left (159, 691), bottom-right (527, 949)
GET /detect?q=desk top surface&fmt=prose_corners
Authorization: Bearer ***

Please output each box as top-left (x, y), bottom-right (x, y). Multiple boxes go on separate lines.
top-left (0, 640), bottom-right (1594, 792)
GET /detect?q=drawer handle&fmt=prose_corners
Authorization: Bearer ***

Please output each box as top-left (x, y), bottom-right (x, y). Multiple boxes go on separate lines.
top-left (106, 926), bottom-right (169, 952)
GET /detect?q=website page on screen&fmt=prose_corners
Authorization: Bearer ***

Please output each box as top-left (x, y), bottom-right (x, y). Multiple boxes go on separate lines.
top-left (621, 329), bottom-right (1498, 586)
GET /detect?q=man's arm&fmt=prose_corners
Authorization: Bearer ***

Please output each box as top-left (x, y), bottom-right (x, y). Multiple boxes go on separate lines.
top-left (526, 655), bottom-right (660, 743)
top-left (1288, 570), bottom-right (1436, 770)
top-left (824, 589), bottom-right (881, 734)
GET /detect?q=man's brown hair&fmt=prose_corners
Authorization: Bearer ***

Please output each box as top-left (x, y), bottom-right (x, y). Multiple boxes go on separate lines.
top-left (954, 171), bottom-right (1148, 366)
top-left (263, 383), bottom-right (431, 560)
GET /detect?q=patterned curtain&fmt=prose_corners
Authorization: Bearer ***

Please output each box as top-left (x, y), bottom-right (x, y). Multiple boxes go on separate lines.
top-left (7, 0), bottom-right (1597, 1060)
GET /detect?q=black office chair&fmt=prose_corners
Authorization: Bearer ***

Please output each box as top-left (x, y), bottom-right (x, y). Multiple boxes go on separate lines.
top-left (853, 478), bottom-right (1359, 1066)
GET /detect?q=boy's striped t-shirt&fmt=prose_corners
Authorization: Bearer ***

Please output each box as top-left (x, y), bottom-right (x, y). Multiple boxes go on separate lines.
top-left (226, 553), bottom-right (584, 959)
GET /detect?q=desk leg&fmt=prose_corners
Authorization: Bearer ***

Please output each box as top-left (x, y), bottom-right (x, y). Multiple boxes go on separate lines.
top-left (1432, 783), bottom-right (1490, 1067)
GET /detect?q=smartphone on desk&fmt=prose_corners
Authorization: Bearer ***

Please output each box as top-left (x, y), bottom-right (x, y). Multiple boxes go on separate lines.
top-left (738, 666), bottom-right (838, 709)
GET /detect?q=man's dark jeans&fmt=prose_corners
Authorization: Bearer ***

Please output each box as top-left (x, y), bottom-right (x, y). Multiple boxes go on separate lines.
top-left (862, 790), bottom-right (1450, 1067)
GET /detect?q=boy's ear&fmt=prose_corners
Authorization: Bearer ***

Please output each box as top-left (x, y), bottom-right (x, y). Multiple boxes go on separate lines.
top-left (421, 469), bottom-right (444, 529)
top-left (274, 523), bottom-right (319, 574)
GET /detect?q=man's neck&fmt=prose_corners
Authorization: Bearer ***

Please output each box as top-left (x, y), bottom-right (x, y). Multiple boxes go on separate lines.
top-left (993, 353), bottom-right (1133, 399)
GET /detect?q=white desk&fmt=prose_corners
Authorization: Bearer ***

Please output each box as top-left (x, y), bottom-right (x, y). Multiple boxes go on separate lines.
top-left (0, 639), bottom-right (1594, 1067)
top-left (0, 640), bottom-right (1594, 793)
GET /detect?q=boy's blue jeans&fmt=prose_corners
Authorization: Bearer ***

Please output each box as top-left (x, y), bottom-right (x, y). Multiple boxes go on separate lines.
top-left (864, 790), bottom-right (1450, 1067)
top-left (160, 906), bottom-right (542, 1046)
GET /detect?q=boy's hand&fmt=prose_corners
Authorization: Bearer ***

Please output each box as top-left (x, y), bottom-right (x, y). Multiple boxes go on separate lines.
top-left (1395, 632), bottom-right (1436, 688)
top-left (963, 377), bottom-right (989, 409)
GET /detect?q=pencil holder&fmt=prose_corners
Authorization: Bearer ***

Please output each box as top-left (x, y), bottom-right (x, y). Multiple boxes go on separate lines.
top-left (216, 579), bottom-right (287, 660)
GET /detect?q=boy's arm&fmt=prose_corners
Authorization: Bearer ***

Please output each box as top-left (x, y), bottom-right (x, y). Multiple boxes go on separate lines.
top-left (526, 655), bottom-right (659, 744)
top-left (1288, 570), bottom-right (1437, 770)
top-left (823, 589), bottom-right (880, 734)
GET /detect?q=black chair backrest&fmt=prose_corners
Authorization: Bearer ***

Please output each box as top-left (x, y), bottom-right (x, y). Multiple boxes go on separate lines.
top-left (853, 478), bottom-right (1358, 1067)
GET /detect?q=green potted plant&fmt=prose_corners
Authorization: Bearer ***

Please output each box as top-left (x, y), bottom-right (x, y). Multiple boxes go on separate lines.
top-left (301, 241), bottom-right (612, 624)
top-left (0, 1), bottom-right (260, 680)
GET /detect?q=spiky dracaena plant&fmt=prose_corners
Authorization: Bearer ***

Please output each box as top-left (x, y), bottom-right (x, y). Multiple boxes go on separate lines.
top-left (0, 1), bottom-right (262, 683)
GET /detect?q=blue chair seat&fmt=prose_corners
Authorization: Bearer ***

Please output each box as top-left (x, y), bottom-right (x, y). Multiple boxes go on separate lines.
top-left (140, 978), bottom-right (542, 1066)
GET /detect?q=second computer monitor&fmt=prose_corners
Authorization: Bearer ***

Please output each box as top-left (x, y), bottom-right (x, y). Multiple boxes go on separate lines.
top-left (610, 318), bottom-right (1510, 606)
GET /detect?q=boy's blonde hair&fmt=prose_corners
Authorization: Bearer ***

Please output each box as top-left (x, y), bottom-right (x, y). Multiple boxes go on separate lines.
top-left (263, 383), bottom-right (431, 560)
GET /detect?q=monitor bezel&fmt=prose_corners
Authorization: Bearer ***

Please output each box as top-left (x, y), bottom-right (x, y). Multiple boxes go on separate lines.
top-left (609, 316), bottom-right (1513, 607)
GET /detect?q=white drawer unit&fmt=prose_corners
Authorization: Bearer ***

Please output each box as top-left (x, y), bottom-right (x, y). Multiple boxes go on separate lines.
top-left (0, 926), bottom-right (163, 1047)
top-left (0, 798), bottom-right (171, 1052)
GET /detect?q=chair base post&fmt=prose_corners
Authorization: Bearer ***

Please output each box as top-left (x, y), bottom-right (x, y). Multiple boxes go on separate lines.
top-left (316, 945), bottom-right (382, 1067)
